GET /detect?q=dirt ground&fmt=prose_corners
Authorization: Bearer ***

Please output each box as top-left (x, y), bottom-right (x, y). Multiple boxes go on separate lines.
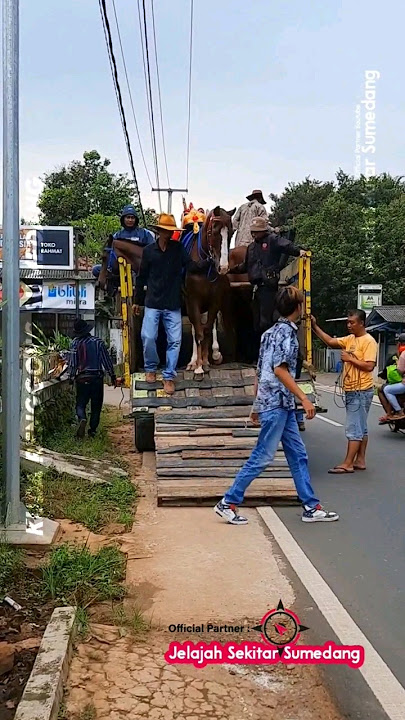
top-left (64, 422), bottom-right (344, 720)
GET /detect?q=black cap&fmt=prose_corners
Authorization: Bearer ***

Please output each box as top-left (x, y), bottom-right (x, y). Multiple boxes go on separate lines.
top-left (397, 333), bottom-right (405, 344)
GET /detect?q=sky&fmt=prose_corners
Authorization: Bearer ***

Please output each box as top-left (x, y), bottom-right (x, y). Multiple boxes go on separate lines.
top-left (1, 0), bottom-right (405, 224)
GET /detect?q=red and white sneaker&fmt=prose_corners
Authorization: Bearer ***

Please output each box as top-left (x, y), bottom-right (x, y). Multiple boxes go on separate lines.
top-left (214, 499), bottom-right (248, 525)
top-left (302, 504), bottom-right (339, 523)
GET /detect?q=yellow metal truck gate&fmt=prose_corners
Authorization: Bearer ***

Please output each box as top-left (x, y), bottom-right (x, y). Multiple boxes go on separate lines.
top-left (279, 252), bottom-right (312, 365)
top-left (118, 256), bottom-right (133, 388)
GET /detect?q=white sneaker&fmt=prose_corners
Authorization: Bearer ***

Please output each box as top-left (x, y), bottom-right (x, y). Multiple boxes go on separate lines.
top-left (302, 503), bottom-right (339, 523)
top-left (214, 499), bottom-right (248, 525)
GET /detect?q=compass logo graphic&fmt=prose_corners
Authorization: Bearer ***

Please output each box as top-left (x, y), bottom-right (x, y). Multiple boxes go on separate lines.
top-left (253, 599), bottom-right (309, 656)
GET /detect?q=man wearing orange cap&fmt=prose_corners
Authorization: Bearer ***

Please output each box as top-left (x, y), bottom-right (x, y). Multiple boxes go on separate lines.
top-left (233, 190), bottom-right (268, 247)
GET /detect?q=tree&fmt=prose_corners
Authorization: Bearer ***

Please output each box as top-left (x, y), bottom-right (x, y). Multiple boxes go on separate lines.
top-left (335, 170), bottom-right (405, 208)
top-left (296, 195), bottom-right (371, 324)
top-left (75, 207), bottom-right (159, 262)
top-left (369, 195), bottom-right (405, 304)
top-left (269, 177), bottom-right (334, 226)
top-left (38, 150), bottom-right (137, 225)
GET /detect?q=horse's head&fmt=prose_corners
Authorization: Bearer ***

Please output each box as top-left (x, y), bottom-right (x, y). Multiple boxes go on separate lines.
top-left (98, 234), bottom-right (114, 292)
top-left (205, 206), bottom-right (236, 274)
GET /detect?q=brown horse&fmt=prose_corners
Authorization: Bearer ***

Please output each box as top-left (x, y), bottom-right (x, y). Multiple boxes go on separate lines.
top-left (183, 206), bottom-right (236, 376)
top-left (98, 235), bottom-right (144, 294)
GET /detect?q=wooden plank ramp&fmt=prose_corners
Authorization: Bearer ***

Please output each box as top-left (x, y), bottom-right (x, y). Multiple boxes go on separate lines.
top-left (154, 402), bottom-right (298, 507)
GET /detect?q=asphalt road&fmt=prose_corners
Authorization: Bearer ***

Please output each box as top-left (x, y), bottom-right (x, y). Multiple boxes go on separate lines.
top-left (275, 387), bottom-right (405, 700)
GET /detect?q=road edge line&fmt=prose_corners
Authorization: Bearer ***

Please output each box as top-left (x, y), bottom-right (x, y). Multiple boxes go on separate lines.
top-left (257, 507), bottom-right (405, 720)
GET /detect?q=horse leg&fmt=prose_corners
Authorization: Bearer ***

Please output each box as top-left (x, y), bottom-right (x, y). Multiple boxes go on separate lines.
top-left (202, 305), bottom-right (219, 372)
top-left (186, 324), bottom-right (198, 371)
top-left (212, 316), bottom-right (223, 365)
top-left (187, 303), bottom-right (204, 377)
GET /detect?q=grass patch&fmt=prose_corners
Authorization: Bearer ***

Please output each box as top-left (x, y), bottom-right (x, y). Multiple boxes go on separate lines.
top-left (22, 466), bottom-right (137, 533)
top-left (42, 544), bottom-right (126, 607)
top-left (78, 706), bottom-right (97, 720)
top-left (112, 604), bottom-right (151, 636)
top-left (76, 606), bottom-right (90, 639)
top-left (43, 408), bottom-right (121, 461)
top-left (0, 542), bottom-right (24, 596)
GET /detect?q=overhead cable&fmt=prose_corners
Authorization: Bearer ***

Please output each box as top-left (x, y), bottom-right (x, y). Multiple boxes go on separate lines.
top-left (186, 0), bottom-right (194, 190)
top-left (111, 0), bottom-right (153, 187)
top-left (98, 0), bottom-right (146, 224)
top-left (150, 0), bottom-right (171, 187)
top-left (137, 0), bottom-right (162, 212)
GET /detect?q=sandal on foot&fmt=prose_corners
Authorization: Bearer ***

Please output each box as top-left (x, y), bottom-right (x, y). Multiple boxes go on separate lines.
top-left (353, 465), bottom-right (366, 471)
top-left (328, 466), bottom-right (354, 474)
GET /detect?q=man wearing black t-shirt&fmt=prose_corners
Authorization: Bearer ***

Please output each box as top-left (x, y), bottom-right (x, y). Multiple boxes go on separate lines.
top-left (134, 214), bottom-right (191, 395)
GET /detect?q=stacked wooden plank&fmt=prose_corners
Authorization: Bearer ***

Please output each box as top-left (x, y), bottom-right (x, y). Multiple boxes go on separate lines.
top-left (131, 365), bottom-right (257, 409)
top-left (154, 405), bottom-right (298, 506)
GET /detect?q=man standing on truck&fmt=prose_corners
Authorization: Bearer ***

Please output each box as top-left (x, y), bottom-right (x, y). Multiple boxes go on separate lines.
top-left (214, 286), bottom-right (339, 525)
top-left (230, 217), bottom-right (307, 336)
top-left (134, 213), bottom-right (191, 396)
top-left (92, 205), bottom-right (155, 280)
top-left (311, 310), bottom-right (377, 473)
top-left (232, 189), bottom-right (268, 247)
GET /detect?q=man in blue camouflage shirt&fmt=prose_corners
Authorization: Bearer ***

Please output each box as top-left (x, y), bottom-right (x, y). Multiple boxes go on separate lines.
top-left (215, 286), bottom-right (339, 525)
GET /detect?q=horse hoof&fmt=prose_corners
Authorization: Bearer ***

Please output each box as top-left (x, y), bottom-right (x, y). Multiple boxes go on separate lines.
top-left (203, 364), bottom-right (210, 373)
top-left (186, 363), bottom-right (197, 371)
top-left (212, 353), bottom-right (223, 365)
top-left (194, 368), bottom-right (204, 380)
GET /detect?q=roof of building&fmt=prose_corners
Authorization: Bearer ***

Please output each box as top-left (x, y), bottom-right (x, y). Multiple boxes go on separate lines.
top-left (366, 306), bottom-right (405, 325)
top-left (0, 269), bottom-right (95, 281)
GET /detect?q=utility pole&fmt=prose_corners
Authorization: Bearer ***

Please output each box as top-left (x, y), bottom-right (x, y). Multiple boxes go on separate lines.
top-left (2, 0), bottom-right (23, 526)
top-left (151, 188), bottom-right (188, 215)
top-left (1, 0), bottom-right (59, 544)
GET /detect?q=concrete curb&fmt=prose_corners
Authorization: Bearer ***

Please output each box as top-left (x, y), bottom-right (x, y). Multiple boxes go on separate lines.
top-left (14, 606), bottom-right (77, 720)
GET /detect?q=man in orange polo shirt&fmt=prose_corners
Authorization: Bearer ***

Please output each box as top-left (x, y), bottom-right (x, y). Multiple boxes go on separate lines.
top-left (312, 310), bottom-right (377, 473)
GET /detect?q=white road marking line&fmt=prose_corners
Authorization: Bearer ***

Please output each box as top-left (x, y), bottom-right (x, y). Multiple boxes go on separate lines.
top-left (315, 415), bottom-right (343, 427)
top-left (258, 507), bottom-right (405, 719)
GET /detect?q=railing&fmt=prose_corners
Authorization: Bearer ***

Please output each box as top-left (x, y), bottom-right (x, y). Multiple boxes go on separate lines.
top-left (313, 347), bottom-right (341, 373)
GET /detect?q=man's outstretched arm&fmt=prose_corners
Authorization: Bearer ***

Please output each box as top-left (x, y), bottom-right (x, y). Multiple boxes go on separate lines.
top-left (311, 316), bottom-right (342, 349)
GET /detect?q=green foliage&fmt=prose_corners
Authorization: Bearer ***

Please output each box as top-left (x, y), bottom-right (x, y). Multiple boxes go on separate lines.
top-left (0, 543), bottom-right (24, 596)
top-left (43, 407), bottom-right (121, 460)
top-left (42, 543), bottom-right (126, 606)
top-left (22, 466), bottom-right (137, 533)
top-left (269, 177), bottom-right (335, 226)
top-left (76, 606), bottom-right (90, 639)
top-left (38, 150), bottom-right (135, 225)
top-left (75, 212), bottom-right (120, 262)
top-left (28, 323), bottom-right (71, 354)
top-left (272, 171), bottom-right (405, 323)
top-left (112, 604), bottom-right (151, 635)
top-left (34, 384), bottom-right (76, 446)
top-left (296, 195), bottom-right (371, 322)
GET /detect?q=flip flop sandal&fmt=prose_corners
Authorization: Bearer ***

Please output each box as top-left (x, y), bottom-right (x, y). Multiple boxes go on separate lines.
top-left (353, 466), bottom-right (366, 471)
top-left (328, 466), bottom-right (355, 474)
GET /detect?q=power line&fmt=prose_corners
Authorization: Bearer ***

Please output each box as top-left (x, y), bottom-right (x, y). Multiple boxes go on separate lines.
top-left (186, 0), bottom-right (194, 190)
top-left (111, 0), bottom-right (153, 187)
top-left (137, 0), bottom-right (162, 212)
top-left (150, 0), bottom-right (170, 187)
top-left (98, 0), bottom-right (146, 225)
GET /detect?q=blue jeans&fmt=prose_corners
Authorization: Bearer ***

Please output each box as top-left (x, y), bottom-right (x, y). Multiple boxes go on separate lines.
top-left (345, 389), bottom-right (374, 440)
top-left (224, 409), bottom-right (319, 508)
top-left (141, 307), bottom-right (182, 380)
top-left (383, 382), bottom-right (405, 412)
